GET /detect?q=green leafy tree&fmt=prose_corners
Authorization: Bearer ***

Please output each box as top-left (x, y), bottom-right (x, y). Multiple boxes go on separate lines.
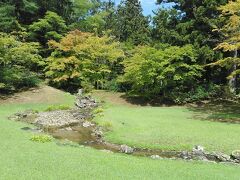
top-left (45, 30), bottom-right (124, 91)
top-left (120, 45), bottom-right (203, 99)
top-left (0, 33), bottom-right (42, 92)
top-left (36, 0), bottom-right (74, 22)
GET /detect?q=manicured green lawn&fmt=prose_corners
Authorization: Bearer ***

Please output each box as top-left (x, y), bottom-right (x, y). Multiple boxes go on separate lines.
top-left (94, 92), bottom-right (240, 154)
top-left (1, 89), bottom-right (240, 179)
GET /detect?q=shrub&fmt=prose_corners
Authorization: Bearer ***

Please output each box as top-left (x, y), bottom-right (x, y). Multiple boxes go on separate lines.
top-left (169, 83), bottom-right (224, 104)
top-left (0, 67), bottom-right (40, 93)
top-left (30, 135), bottom-right (52, 143)
top-left (101, 121), bottom-right (113, 130)
top-left (44, 105), bottom-right (71, 112)
top-left (93, 108), bottom-right (104, 114)
top-left (104, 79), bottom-right (122, 92)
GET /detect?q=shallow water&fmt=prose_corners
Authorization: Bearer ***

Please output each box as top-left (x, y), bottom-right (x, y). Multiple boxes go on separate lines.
top-left (45, 125), bottom-right (188, 159)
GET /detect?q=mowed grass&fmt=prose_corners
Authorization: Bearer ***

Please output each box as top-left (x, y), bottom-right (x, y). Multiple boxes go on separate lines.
top-left (1, 88), bottom-right (240, 179)
top-left (94, 91), bottom-right (240, 154)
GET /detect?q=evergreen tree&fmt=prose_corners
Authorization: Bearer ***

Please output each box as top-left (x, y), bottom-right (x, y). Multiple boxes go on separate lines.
top-left (36, 0), bottom-right (73, 22)
top-left (114, 0), bottom-right (150, 45)
top-left (152, 9), bottom-right (182, 45)
top-left (28, 11), bottom-right (67, 47)
top-left (156, 0), bottom-right (227, 47)
top-left (0, 3), bottom-right (21, 32)
top-left (7, 0), bottom-right (39, 24)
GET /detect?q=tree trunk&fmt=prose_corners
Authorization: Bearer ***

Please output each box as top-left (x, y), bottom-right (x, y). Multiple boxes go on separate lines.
top-left (229, 50), bottom-right (237, 94)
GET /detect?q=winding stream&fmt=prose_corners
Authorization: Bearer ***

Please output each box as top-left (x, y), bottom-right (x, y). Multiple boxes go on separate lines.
top-left (21, 123), bottom-right (240, 165)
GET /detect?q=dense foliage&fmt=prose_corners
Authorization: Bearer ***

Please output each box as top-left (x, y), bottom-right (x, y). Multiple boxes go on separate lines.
top-left (28, 11), bottom-right (67, 47)
top-left (0, 0), bottom-right (239, 101)
top-left (45, 30), bottom-right (124, 92)
top-left (211, 0), bottom-right (240, 93)
top-left (120, 45), bottom-right (203, 102)
top-left (0, 33), bottom-right (42, 93)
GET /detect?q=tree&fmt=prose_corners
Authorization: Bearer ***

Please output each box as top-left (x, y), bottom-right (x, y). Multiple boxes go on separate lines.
top-left (0, 33), bottom-right (42, 93)
top-left (156, 0), bottom-right (227, 47)
top-left (114, 0), bottom-right (150, 45)
top-left (0, 3), bottom-right (22, 33)
top-left (28, 11), bottom-right (67, 47)
top-left (36, 0), bottom-right (76, 22)
top-left (1, 0), bottom-right (39, 24)
top-left (45, 30), bottom-right (124, 91)
top-left (70, 0), bottom-right (116, 35)
top-left (154, 0), bottom-right (228, 86)
top-left (120, 45), bottom-right (203, 100)
top-left (211, 0), bottom-right (240, 93)
top-left (152, 9), bottom-right (182, 45)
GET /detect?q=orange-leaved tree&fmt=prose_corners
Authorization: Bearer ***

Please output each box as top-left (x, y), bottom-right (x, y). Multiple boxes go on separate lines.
top-left (45, 30), bottom-right (124, 91)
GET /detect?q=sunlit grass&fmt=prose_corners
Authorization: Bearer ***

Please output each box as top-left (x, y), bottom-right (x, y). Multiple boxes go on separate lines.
top-left (94, 91), bottom-right (240, 154)
top-left (0, 89), bottom-right (240, 179)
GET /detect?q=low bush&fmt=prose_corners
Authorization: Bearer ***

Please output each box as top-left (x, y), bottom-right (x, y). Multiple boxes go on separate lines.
top-left (101, 121), bottom-right (113, 130)
top-left (104, 79), bottom-right (122, 92)
top-left (0, 67), bottom-right (40, 93)
top-left (44, 105), bottom-right (71, 112)
top-left (93, 108), bottom-right (104, 114)
top-left (30, 135), bottom-right (52, 143)
top-left (169, 83), bottom-right (224, 104)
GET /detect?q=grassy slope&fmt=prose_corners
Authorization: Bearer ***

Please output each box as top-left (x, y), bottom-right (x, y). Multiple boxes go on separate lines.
top-left (94, 91), bottom-right (240, 154)
top-left (0, 88), bottom-right (240, 179)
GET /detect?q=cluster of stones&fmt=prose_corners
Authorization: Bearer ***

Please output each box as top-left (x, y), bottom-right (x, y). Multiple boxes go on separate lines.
top-left (116, 144), bottom-right (240, 165)
top-left (149, 145), bottom-right (240, 164)
top-left (9, 89), bottom-right (98, 130)
top-left (9, 109), bottom-right (90, 129)
top-left (75, 89), bottom-right (98, 109)
top-left (179, 146), bottom-right (240, 164)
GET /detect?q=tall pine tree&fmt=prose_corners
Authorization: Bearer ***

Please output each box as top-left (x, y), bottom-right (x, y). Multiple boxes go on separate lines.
top-left (114, 0), bottom-right (150, 45)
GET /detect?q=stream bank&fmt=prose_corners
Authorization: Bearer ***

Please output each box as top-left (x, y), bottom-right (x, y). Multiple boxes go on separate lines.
top-left (8, 92), bottom-right (240, 165)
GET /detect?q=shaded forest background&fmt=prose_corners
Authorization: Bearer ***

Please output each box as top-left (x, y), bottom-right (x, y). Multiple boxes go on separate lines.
top-left (0, 0), bottom-right (239, 104)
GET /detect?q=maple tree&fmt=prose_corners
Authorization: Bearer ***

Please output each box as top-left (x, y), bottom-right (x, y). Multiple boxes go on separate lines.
top-left (45, 30), bottom-right (124, 91)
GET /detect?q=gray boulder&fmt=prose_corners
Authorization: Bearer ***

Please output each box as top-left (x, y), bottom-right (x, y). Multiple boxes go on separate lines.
top-left (82, 121), bottom-right (94, 128)
top-left (212, 152), bottom-right (231, 162)
top-left (150, 155), bottom-right (163, 160)
top-left (231, 150), bottom-right (240, 160)
top-left (192, 145), bottom-right (205, 155)
top-left (120, 145), bottom-right (134, 154)
top-left (180, 151), bottom-right (191, 160)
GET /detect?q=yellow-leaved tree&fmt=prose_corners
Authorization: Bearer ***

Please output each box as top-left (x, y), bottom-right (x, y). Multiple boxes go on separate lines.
top-left (213, 0), bottom-right (240, 93)
top-left (45, 30), bottom-right (125, 92)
